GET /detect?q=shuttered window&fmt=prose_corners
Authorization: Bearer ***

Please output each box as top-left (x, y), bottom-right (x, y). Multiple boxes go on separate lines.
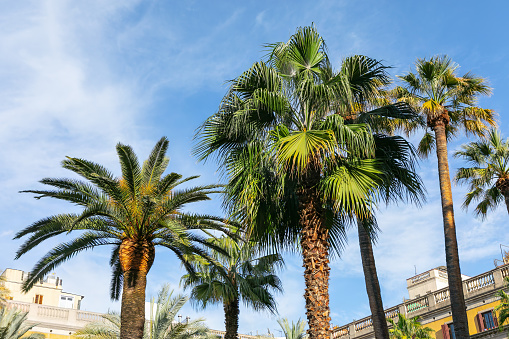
top-left (34, 294), bottom-right (43, 304)
top-left (476, 310), bottom-right (499, 332)
top-left (441, 322), bottom-right (456, 339)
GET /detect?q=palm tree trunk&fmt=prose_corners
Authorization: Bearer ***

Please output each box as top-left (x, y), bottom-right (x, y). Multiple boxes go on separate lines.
top-left (433, 122), bottom-right (469, 339)
top-left (357, 218), bottom-right (390, 339)
top-left (119, 238), bottom-right (155, 339)
top-left (298, 168), bottom-right (331, 339)
top-left (224, 297), bottom-right (239, 339)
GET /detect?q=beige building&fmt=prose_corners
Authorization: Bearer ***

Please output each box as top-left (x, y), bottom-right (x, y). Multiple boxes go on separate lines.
top-left (1, 268), bottom-right (103, 339)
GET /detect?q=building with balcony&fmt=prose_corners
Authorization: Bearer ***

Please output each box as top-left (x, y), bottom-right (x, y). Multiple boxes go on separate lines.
top-left (331, 265), bottom-right (509, 339)
top-left (1, 268), bottom-right (103, 338)
top-left (1, 268), bottom-right (259, 339)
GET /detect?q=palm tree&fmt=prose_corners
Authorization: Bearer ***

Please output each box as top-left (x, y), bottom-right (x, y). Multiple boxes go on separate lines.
top-left (341, 84), bottom-right (425, 339)
top-left (76, 285), bottom-right (209, 339)
top-left (181, 237), bottom-right (283, 339)
top-left (0, 307), bottom-right (45, 339)
top-left (15, 137), bottom-right (232, 339)
top-left (396, 56), bottom-right (496, 339)
top-left (387, 314), bottom-right (434, 339)
top-left (495, 277), bottom-right (509, 333)
top-left (454, 129), bottom-right (509, 216)
top-left (277, 318), bottom-right (307, 339)
top-left (196, 26), bottom-right (415, 339)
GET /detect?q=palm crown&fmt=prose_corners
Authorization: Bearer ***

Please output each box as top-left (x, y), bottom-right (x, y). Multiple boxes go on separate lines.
top-left (395, 55), bottom-right (495, 156)
top-left (181, 237), bottom-right (283, 339)
top-left (196, 26), bottom-right (417, 339)
top-left (455, 129), bottom-right (509, 216)
top-left (15, 137), bottom-right (231, 339)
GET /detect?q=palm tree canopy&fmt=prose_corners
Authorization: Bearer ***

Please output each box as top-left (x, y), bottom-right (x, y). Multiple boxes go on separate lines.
top-left (277, 318), bottom-right (307, 339)
top-left (387, 314), bottom-right (434, 339)
top-left (195, 26), bottom-right (416, 253)
top-left (15, 137), bottom-right (232, 298)
top-left (76, 285), bottom-right (209, 339)
top-left (181, 236), bottom-right (284, 313)
top-left (454, 129), bottom-right (509, 217)
top-left (395, 55), bottom-right (496, 157)
top-left (0, 307), bottom-right (45, 339)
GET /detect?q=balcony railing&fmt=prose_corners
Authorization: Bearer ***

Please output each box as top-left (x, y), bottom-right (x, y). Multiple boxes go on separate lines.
top-left (331, 263), bottom-right (508, 339)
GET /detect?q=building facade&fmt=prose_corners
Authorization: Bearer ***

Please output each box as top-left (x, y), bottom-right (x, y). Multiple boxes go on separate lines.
top-left (2, 268), bottom-right (103, 338)
top-left (331, 265), bottom-right (509, 339)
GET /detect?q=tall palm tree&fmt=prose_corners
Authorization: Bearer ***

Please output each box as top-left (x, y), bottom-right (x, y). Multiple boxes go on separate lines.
top-left (0, 307), bottom-right (45, 339)
top-left (387, 314), bottom-right (434, 339)
top-left (277, 318), bottom-right (307, 339)
top-left (196, 26), bottom-right (415, 339)
top-left (15, 137), bottom-right (232, 339)
top-left (396, 56), bottom-right (496, 339)
top-left (341, 83), bottom-right (425, 339)
top-left (181, 237), bottom-right (283, 339)
top-left (76, 285), bottom-right (209, 339)
top-left (454, 129), bottom-right (509, 216)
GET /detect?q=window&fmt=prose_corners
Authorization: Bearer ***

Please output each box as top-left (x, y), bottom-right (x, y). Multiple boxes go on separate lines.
top-left (59, 295), bottom-right (74, 309)
top-left (34, 294), bottom-right (43, 304)
top-left (441, 322), bottom-right (456, 339)
top-left (477, 310), bottom-right (498, 331)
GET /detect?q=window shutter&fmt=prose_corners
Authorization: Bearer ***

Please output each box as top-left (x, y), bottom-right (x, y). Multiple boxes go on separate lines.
top-left (442, 323), bottom-right (450, 339)
top-left (477, 314), bottom-right (485, 332)
top-left (493, 310), bottom-right (499, 328)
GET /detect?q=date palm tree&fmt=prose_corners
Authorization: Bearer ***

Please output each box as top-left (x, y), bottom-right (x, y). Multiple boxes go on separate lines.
top-left (454, 129), bottom-right (509, 216)
top-left (76, 285), bottom-right (209, 339)
top-left (196, 26), bottom-right (415, 339)
top-left (0, 307), bottom-right (45, 339)
top-left (181, 237), bottom-right (283, 339)
top-left (15, 137), bottom-right (232, 339)
top-left (396, 56), bottom-right (496, 339)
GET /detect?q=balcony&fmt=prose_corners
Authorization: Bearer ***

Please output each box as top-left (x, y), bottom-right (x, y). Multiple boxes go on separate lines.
top-left (6, 301), bottom-right (103, 331)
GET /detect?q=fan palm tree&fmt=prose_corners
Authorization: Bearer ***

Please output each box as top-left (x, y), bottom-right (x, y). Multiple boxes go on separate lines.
top-left (396, 56), bottom-right (496, 339)
top-left (181, 237), bottom-right (283, 339)
top-left (15, 137), bottom-right (232, 339)
top-left (76, 285), bottom-right (209, 339)
top-left (454, 129), bottom-right (509, 216)
top-left (340, 84), bottom-right (425, 339)
top-left (277, 318), bottom-right (307, 339)
top-left (387, 314), bottom-right (434, 339)
top-left (196, 26), bottom-right (416, 339)
top-left (0, 307), bottom-right (45, 339)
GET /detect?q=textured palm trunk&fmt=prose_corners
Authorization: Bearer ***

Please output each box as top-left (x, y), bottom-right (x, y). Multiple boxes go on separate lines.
top-left (224, 297), bottom-right (239, 339)
top-left (298, 167), bottom-right (331, 339)
top-left (119, 238), bottom-right (155, 339)
top-left (432, 121), bottom-right (469, 339)
top-left (357, 219), bottom-right (390, 339)
top-left (495, 178), bottom-right (509, 215)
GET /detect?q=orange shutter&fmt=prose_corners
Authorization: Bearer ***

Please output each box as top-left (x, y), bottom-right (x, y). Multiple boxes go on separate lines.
top-left (442, 324), bottom-right (450, 339)
top-left (477, 313), bottom-right (485, 332)
top-left (493, 311), bottom-right (499, 328)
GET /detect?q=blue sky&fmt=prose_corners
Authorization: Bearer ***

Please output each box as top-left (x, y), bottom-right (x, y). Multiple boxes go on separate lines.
top-left (1, 0), bottom-right (508, 335)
